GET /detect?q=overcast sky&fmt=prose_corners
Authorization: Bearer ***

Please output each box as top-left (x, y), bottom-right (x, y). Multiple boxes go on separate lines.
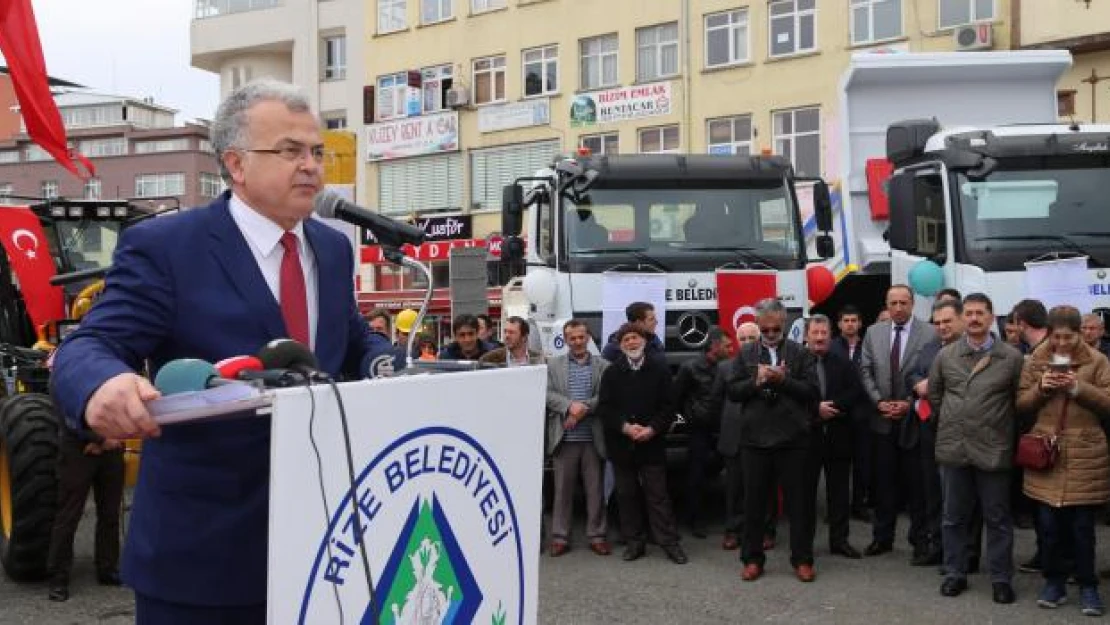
top-left (24, 0), bottom-right (219, 122)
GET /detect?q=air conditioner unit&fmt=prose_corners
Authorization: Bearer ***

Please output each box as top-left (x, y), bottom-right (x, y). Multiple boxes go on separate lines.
top-left (954, 24), bottom-right (993, 51)
top-left (446, 85), bottom-right (470, 109)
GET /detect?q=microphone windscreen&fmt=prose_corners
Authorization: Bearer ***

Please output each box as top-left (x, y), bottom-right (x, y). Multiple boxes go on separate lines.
top-left (154, 359), bottom-right (219, 395)
top-left (313, 189), bottom-right (341, 220)
top-left (215, 355), bottom-right (264, 379)
top-left (258, 339), bottom-right (319, 371)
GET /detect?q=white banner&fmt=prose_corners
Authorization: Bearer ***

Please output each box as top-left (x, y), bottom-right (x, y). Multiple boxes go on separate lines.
top-left (570, 81), bottom-right (672, 128)
top-left (478, 99), bottom-right (551, 133)
top-left (601, 273), bottom-right (667, 346)
top-left (268, 368), bottom-right (545, 624)
top-left (1025, 256), bottom-right (1093, 314)
top-left (366, 111), bottom-right (460, 162)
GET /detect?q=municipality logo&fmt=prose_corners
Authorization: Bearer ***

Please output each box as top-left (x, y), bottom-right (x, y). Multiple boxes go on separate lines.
top-left (298, 427), bottom-right (525, 624)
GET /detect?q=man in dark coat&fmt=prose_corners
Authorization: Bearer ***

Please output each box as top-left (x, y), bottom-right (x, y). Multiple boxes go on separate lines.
top-left (729, 298), bottom-right (820, 582)
top-left (831, 304), bottom-right (873, 521)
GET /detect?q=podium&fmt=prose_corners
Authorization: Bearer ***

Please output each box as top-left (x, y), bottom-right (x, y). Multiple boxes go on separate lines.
top-left (266, 366), bottom-right (546, 624)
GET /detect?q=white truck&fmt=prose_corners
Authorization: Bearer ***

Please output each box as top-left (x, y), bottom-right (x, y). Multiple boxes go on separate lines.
top-left (827, 50), bottom-right (1110, 319)
top-left (499, 155), bottom-right (833, 363)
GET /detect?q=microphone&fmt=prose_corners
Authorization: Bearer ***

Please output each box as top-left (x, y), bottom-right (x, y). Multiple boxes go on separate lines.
top-left (258, 339), bottom-right (326, 382)
top-left (214, 354), bottom-right (305, 388)
top-left (314, 189), bottom-right (427, 248)
top-left (154, 358), bottom-right (242, 395)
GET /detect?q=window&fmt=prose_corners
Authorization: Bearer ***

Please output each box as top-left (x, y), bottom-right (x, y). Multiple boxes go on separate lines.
top-left (76, 137), bottom-right (127, 157)
top-left (773, 107), bottom-right (821, 177)
top-left (323, 36), bottom-right (346, 80)
top-left (851, 0), bottom-right (902, 44)
top-left (580, 133), bottom-right (619, 155)
top-left (135, 173), bottom-right (185, 198)
top-left (0, 183), bottom-right (12, 202)
top-left (707, 115), bottom-right (753, 155)
top-left (231, 65), bottom-right (253, 89)
top-left (769, 0), bottom-right (816, 57)
top-left (133, 138), bottom-right (189, 154)
top-left (938, 0), bottom-right (994, 29)
top-left (0, 150), bottom-right (19, 163)
top-left (200, 173), bottom-right (224, 198)
top-left (638, 125), bottom-right (680, 154)
top-left (470, 141), bottom-right (561, 211)
top-left (523, 45), bottom-right (558, 97)
top-left (83, 178), bottom-right (101, 200)
top-left (379, 153), bottom-right (464, 215)
top-left (199, 139), bottom-right (214, 153)
top-left (472, 55), bottom-right (506, 105)
top-left (636, 22), bottom-right (679, 81)
top-left (705, 8), bottom-right (750, 68)
top-left (60, 105), bottom-right (125, 128)
top-left (376, 72), bottom-right (409, 121)
top-left (378, 0), bottom-right (406, 32)
top-left (41, 180), bottom-right (58, 199)
top-left (580, 34), bottom-right (618, 90)
top-left (422, 64), bottom-right (453, 113)
top-left (421, 0), bottom-right (451, 23)
top-left (471, 0), bottom-right (504, 13)
top-left (25, 144), bottom-right (52, 161)
top-left (324, 115), bottom-right (348, 129)
top-left (1058, 90), bottom-right (1077, 117)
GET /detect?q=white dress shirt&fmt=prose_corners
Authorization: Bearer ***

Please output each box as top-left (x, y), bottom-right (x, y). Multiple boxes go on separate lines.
top-left (229, 193), bottom-right (319, 349)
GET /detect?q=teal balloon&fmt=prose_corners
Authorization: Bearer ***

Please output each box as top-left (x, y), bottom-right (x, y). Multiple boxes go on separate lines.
top-left (908, 260), bottom-right (945, 297)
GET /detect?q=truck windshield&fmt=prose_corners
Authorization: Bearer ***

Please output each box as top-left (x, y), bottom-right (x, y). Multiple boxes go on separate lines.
top-left (957, 165), bottom-right (1110, 269)
top-left (563, 184), bottom-right (802, 264)
top-left (47, 220), bottom-right (121, 273)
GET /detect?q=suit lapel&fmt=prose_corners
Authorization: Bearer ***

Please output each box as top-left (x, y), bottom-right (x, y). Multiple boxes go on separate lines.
top-left (305, 219), bottom-right (346, 362)
top-left (208, 198), bottom-right (287, 340)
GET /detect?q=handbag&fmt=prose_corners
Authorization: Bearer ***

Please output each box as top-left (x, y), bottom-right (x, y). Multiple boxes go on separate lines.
top-left (1015, 396), bottom-right (1069, 471)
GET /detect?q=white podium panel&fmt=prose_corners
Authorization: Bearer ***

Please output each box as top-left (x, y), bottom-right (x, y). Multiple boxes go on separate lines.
top-left (268, 367), bottom-right (546, 625)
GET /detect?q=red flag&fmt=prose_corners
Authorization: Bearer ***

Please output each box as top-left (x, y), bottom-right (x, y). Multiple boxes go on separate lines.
top-left (0, 0), bottom-right (93, 179)
top-left (0, 206), bottom-right (64, 329)
top-left (715, 270), bottom-right (778, 340)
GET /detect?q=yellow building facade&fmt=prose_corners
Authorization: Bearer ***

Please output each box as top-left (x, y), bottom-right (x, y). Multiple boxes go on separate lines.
top-left (360, 0), bottom-right (1014, 253)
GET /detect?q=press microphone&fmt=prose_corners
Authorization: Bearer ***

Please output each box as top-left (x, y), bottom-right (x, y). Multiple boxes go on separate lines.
top-left (215, 355), bottom-right (264, 379)
top-left (314, 189), bottom-right (426, 248)
top-left (258, 339), bottom-right (327, 382)
top-left (154, 358), bottom-right (243, 395)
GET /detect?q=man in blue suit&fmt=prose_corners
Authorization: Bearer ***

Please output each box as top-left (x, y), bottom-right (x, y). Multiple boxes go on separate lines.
top-left (50, 80), bottom-right (399, 624)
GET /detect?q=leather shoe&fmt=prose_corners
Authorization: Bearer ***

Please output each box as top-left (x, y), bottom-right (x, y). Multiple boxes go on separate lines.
top-left (831, 543), bottom-right (862, 559)
top-left (97, 570), bottom-right (122, 586)
top-left (911, 550), bottom-right (942, 567)
top-left (589, 541), bottom-right (611, 556)
top-left (47, 584), bottom-right (69, 602)
top-left (762, 535), bottom-right (776, 551)
top-left (721, 533), bottom-right (739, 551)
top-left (741, 563), bottom-right (763, 581)
top-left (992, 582), bottom-right (1016, 604)
top-left (662, 544), bottom-right (688, 565)
top-left (621, 542), bottom-right (645, 561)
top-left (864, 541), bottom-right (893, 557)
top-left (940, 578), bottom-right (968, 597)
top-left (549, 542), bottom-right (569, 557)
top-left (795, 564), bottom-right (816, 582)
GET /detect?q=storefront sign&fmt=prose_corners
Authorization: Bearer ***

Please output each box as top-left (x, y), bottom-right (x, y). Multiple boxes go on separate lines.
top-left (569, 81), bottom-right (672, 128)
top-left (361, 215), bottom-right (473, 245)
top-left (478, 98), bottom-right (551, 133)
top-left (361, 238), bottom-right (488, 264)
top-left (366, 111), bottom-right (459, 161)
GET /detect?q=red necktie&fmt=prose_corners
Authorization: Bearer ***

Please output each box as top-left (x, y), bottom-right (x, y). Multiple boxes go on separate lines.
top-left (279, 232), bottom-right (309, 346)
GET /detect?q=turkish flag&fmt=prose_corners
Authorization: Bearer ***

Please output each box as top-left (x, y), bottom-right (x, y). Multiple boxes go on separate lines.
top-left (0, 206), bottom-right (64, 330)
top-left (0, 0), bottom-right (93, 179)
top-left (715, 270), bottom-right (777, 340)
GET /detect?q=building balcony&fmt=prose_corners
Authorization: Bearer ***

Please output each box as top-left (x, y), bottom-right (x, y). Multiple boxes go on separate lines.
top-left (194, 0), bottom-right (282, 20)
top-left (190, 0), bottom-right (296, 73)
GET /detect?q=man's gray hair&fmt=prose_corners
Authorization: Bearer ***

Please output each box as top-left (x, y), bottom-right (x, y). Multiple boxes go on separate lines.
top-left (210, 79), bottom-right (315, 183)
top-left (805, 313), bottom-right (831, 332)
top-left (754, 297), bottom-right (786, 318)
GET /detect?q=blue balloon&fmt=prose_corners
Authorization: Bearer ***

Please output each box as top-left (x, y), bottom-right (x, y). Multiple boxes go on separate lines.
top-left (908, 260), bottom-right (945, 297)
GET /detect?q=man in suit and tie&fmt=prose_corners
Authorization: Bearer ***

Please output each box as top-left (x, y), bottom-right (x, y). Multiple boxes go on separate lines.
top-left (860, 284), bottom-right (933, 560)
top-left (806, 314), bottom-right (865, 559)
top-left (50, 80), bottom-right (399, 624)
top-left (831, 304), bottom-right (872, 521)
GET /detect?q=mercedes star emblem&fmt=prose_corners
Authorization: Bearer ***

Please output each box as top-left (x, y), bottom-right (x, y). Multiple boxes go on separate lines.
top-left (676, 312), bottom-right (712, 349)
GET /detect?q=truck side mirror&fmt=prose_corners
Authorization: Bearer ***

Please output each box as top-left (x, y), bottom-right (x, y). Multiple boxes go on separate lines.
top-left (814, 234), bottom-right (835, 259)
top-left (501, 236), bottom-right (526, 278)
top-left (501, 184), bottom-right (524, 237)
top-left (887, 173), bottom-right (916, 254)
top-left (812, 180), bottom-right (833, 232)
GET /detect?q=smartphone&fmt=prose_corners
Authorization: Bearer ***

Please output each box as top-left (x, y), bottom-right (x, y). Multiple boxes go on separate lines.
top-left (1049, 362), bottom-right (1070, 373)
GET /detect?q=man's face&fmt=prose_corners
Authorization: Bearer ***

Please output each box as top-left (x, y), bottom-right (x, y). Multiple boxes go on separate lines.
top-left (806, 322), bottom-right (831, 356)
top-left (932, 307), bottom-right (963, 344)
top-left (454, 324), bottom-right (479, 353)
top-left (369, 317), bottom-right (389, 335)
top-left (619, 331), bottom-right (645, 355)
top-left (222, 100), bottom-right (323, 229)
top-left (709, 337), bottom-right (733, 361)
top-left (477, 318), bottom-right (493, 341)
top-left (564, 325), bottom-right (589, 357)
top-left (1081, 317), bottom-right (1104, 347)
top-left (838, 314), bottom-right (861, 339)
top-left (503, 322), bottom-right (523, 350)
top-left (886, 287), bottom-right (913, 325)
top-left (757, 312), bottom-right (786, 346)
top-left (634, 310), bottom-right (658, 336)
top-left (1004, 322), bottom-right (1022, 346)
top-left (962, 302), bottom-right (993, 340)
top-left (736, 323), bottom-right (760, 346)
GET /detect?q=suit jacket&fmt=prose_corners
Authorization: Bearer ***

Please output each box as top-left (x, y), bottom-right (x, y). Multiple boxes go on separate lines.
top-left (50, 193), bottom-right (399, 607)
top-left (726, 339), bottom-right (819, 449)
top-left (714, 359), bottom-right (746, 457)
top-left (813, 348), bottom-right (865, 459)
top-left (860, 317), bottom-right (933, 440)
top-left (545, 353), bottom-right (608, 458)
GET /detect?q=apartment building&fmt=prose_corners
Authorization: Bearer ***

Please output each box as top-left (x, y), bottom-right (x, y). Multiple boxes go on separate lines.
top-left (0, 91), bottom-right (222, 207)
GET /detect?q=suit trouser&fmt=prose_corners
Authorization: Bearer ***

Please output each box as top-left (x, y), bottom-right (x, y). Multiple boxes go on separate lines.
top-left (806, 443), bottom-right (852, 548)
top-left (612, 461), bottom-right (680, 547)
top-left (851, 413), bottom-right (874, 510)
top-left (741, 446), bottom-right (813, 567)
top-left (723, 454), bottom-right (745, 535)
top-left (872, 428), bottom-right (925, 546)
top-left (919, 421), bottom-right (943, 550)
top-left (46, 437), bottom-right (125, 583)
top-left (684, 427), bottom-right (715, 526)
top-left (940, 465), bottom-right (1014, 584)
top-left (135, 594), bottom-right (265, 625)
top-left (550, 441), bottom-right (607, 544)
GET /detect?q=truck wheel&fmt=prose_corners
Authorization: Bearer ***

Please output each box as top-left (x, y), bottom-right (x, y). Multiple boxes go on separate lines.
top-left (0, 393), bottom-right (59, 582)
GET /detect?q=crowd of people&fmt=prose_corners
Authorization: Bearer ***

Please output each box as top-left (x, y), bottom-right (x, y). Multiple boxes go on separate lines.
top-left (533, 288), bottom-right (1110, 618)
